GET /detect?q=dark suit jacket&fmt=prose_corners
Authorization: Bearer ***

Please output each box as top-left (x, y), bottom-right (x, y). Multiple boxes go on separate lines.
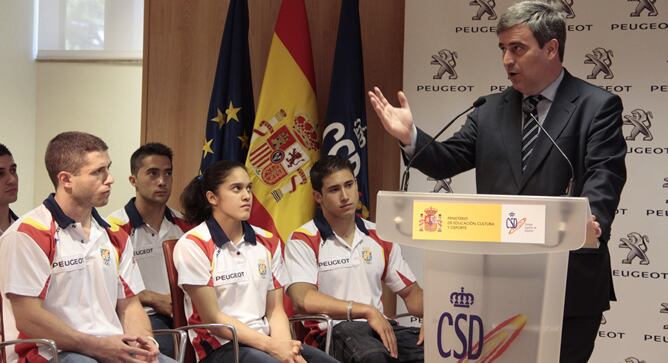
top-left (409, 69), bottom-right (626, 317)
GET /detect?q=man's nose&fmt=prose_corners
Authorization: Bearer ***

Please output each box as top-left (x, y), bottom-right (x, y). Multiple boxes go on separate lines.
top-left (503, 51), bottom-right (514, 67)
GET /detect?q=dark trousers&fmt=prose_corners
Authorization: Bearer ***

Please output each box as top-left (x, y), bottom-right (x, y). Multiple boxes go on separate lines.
top-left (320, 321), bottom-right (423, 363)
top-left (150, 312), bottom-right (175, 359)
top-left (51, 352), bottom-right (176, 363)
top-left (201, 342), bottom-right (338, 363)
top-left (560, 314), bottom-right (602, 363)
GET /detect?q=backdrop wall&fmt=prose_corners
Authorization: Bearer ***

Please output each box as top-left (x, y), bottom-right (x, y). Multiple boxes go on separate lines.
top-left (0, 0), bottom-right (36, 214)
top-left (34, 62), bottom-right (142, 217)
top-left (403, 1), bottom-right (667, 361)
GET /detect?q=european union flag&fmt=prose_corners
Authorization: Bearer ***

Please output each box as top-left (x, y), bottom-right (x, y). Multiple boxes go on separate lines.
top-left (322, 0), bottom-right (369, 217)
top-left (200, 0), bottom-right (254, 172)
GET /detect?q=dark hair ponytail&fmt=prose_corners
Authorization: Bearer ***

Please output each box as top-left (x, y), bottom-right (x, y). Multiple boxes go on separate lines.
top-left (180, 160), bottom-right (247, 225)
top-left (181, 175), bottom-right (211, 225)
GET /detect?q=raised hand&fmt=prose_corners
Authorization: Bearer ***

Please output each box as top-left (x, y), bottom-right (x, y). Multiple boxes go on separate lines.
top-left (368, 87), bottom-right (415, 145)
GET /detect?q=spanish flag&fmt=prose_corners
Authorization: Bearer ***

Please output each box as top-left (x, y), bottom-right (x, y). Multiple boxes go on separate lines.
top-left (245, 0), bottom-right (319, 242)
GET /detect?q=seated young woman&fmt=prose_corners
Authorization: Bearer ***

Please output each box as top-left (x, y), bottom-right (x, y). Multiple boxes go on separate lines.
top-left (174, 160), bottom-right (338, 363)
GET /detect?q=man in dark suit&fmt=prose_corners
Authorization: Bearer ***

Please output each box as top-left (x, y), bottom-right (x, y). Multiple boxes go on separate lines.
top-left (368, 1), bottom-right (626, 362)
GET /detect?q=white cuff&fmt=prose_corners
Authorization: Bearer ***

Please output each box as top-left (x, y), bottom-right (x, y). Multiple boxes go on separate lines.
top-left (399, 124), bottom-right (418, 157)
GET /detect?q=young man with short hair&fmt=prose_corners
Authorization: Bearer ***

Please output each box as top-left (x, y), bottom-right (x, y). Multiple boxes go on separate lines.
top-left (285, 155), bottom-right (424, 363)
top-left (0, 132), bottom-right (172, 363)
top-left (0, 143), bottom-right (19, 235)
top-left (107, 142), bottom-right (192, 357)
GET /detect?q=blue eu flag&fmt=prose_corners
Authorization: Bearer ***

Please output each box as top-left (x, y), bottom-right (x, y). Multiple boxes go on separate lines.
top-left (200, 0), bottom-right (254, 173)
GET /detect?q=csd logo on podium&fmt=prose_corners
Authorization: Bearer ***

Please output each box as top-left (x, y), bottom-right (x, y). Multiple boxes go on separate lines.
top-left (437, 287), bottom-right (529, 360)
top-left (437, 287), bottom-right (484, 359)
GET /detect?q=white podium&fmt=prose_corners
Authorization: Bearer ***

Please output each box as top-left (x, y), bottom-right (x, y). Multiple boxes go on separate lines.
top-left (376, 191), bottom-right (590, 363)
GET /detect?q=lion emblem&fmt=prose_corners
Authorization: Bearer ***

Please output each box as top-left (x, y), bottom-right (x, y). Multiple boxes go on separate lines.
top-left (429, 177), bottom-right (453, 193)
top-left (619, 232), bottom-right (650, 265)
top-left (559, 0), bottom-right (575, 18)
top-left (469, 0), bottom-right (497, 20)
top-left (584, 47), bottom-right (614, 79)
top-left (623, 108), bottom-right (653, 141)
top-left (629, 0), bottom-right (658, 17)
top-left (431, 49), bottom-right (458, 80)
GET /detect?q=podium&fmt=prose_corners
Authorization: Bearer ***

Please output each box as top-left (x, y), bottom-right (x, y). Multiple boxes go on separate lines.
top-left (375, 191), bottom-right (590, 363)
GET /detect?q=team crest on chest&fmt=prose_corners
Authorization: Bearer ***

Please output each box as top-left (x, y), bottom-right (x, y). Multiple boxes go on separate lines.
top-left (362, 247), bottom-right (373, 264)
top-left (258, 259), bottom-right (268, 278)
top-left (100, 248), bottom-right (112, 266)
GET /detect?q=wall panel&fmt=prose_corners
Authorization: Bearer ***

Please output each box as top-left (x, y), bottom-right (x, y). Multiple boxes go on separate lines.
top-left (141, 0), bottom-right (404, 219)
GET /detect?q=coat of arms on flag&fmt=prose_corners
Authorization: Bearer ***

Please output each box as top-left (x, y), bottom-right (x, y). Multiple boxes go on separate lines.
top-left (248, 109), bottom-right (319, 202)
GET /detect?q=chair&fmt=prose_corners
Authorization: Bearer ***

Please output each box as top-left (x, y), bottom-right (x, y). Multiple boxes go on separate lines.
top-left (0, 287), bottom-right (184, 363)
top-left (288, 313), bottom-right (333, 355)
top-left (1, 295), bottom-right (59, 363)
top-left (153, 328), bottom-right (188, 363)
top-left (163, 239), bottom-right (239, 363)
top-left (283, 295), bottom-right (333, 355)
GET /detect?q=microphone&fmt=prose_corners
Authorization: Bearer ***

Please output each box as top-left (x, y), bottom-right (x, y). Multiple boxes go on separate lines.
top-left (523, 105), bottom-right (575, 196)
top-left (400, 97), bottom-right (486, 192)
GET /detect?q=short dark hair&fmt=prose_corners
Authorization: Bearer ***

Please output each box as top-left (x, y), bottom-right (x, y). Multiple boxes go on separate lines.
top-left (310, 155), bottom-right (355, 192)
top-left (45, 132), bottom-right (108, 188)
top-left (497, 0), bottom-right (567, 61)
top-left (0, 144), bottom-right (12, 157)
top-left (180, 160), bottom-right (247, 225)
top-left (130, 142), bottom-right (173, 175)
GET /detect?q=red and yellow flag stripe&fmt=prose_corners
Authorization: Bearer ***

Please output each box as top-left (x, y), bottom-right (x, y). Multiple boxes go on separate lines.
top-left (246, 0), bottom-right (319, 242)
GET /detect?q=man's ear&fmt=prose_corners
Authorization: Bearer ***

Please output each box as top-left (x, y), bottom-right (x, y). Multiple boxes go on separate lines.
top-left (129, 175), bottom-right (137, 188)
top-left (57, 171), bottom-right (72, 189)
top-left (312, 190), bottom-right (322, 205)
top-left (547, 39), bottom-right (559, 59)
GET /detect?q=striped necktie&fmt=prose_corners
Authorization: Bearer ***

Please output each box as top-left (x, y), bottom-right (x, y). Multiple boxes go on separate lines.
top-left (521, 95), bottom-right (544, 172)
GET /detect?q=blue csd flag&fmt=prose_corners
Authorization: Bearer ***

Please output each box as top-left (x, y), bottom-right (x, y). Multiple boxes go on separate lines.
top-left (322, 0), bottom-right (370, 218)
top-left (200, 0), bottom-right (254, 173)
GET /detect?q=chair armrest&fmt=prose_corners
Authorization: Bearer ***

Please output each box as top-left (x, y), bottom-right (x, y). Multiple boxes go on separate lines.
top-left (177, 323), bottom-right (239, 363)
top-left (153, 329), bottom-right (188, 363)
top-left (288, 314), bottom-right (333, 355)
top-left (0, 339), bottom-right (59, 363)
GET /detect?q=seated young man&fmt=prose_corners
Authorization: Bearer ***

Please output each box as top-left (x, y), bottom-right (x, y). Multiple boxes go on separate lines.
top-left (107, 143), bottom-right (192, 357)
top-left (0, 132), bottom-right (173, 363)
top-left (0, 143), bottom-right (19, 235)
top-left (285, 155), bottom-right (424, 363)
top-left (0, 143), bottom-right (19, 341)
